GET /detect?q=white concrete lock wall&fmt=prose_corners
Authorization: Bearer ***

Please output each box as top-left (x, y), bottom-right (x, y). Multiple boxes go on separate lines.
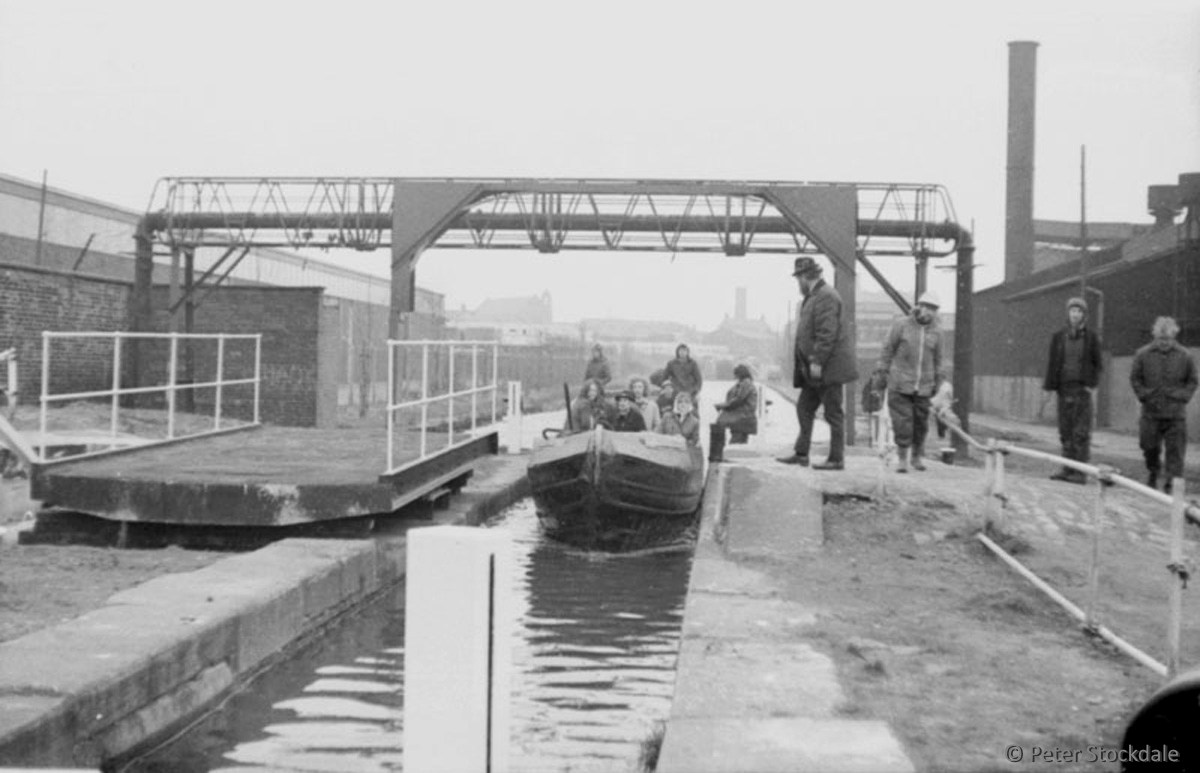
top-left (403, 526), bottom-right (512, 773)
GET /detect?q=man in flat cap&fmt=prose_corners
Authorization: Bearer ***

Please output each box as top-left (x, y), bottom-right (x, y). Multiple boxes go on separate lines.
top-left (778, 257), bottom-right (858, 470)
top-left (1043, 296), bottom-right (1103, 484)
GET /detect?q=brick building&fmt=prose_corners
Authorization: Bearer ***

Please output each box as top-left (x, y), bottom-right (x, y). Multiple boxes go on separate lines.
top-left (0, 172), bottom-right (446, 427)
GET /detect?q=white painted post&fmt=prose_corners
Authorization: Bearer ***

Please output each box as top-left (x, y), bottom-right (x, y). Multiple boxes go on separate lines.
top-left (1085, 476), bottom-right (1107, 628)
top-left (990, 444), bottom-right (1008, 532)
top-left (167, 333), bottom-right (178, 439)
top-left (404, 526), bottom-right (511, 773)
top-left (1167, 478), bottom-right (1186, 678)
top-left (420, 344), bottom-right (430, 459)
top-left (111, 335), bottom-right (122, 438)
top-left (40, 333), bottom-right (49, 463)
top-left (491, 343), bottom-right (499, 423)
top-left (214, 336), bottom-right (225, 430)
top-left (387, 342), bottom-right (396, 472)
top-left (471, 344), bottom-right (479, 433)
top-left (505, 381), bottom-right (523, 454)
top-left (448, 343), bottom-right (456, 449)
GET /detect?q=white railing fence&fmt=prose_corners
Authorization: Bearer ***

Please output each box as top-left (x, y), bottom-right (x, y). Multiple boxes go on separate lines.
top-left (385, 340), bottom-right (501, 476)
top-left (936, 405), bottom-right (1200, 680)
top-left (38, 331), bottom-right (261, 464)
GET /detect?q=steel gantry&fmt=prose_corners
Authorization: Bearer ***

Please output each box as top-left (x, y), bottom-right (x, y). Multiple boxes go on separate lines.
top-left (132, 177), bottom-right (977, 447)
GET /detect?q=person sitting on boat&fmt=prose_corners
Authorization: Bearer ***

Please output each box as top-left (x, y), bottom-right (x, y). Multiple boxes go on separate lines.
top-left (566, 378), bottom-right (611, 433)
top-left (661, 343), bottom-right (703, 407)
top-left (629, 377), bottom-right (661, 431)
top-left (583, 343), bottom-right (612, 388)
top-left (654, 378), bottom-right (677, 415)
top-left (608, 390), bottom-right (647, 433)
top-left (659, 392), bottom-right (701, 446)
top-left (713, 364), bottom-right (758, 444)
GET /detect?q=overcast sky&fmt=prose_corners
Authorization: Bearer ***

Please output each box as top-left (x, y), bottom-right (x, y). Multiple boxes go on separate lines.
top-left (2, 0), bottom-right (1197, 331)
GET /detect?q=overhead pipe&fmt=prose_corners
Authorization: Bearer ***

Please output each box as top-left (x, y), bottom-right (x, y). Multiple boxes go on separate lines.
top-left (140, 211), bottom-right (968, 248)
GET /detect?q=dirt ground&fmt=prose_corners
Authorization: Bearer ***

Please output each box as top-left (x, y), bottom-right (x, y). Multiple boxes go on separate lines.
top-left (768, 489), bottom-right (1191, 773)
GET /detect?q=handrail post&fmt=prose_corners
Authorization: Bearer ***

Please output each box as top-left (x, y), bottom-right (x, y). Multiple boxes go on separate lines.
top-left (214, 336), bottom-right (225, 430)
top-left (167, 333), bottom-right (179, 439)
top-left (1167, 477), bottom-right (1187, 678)
top-left (447, 343), bottom-right (456, 449)
top-left (111, 335), bottom-right (122, 438)
top-left (1085, 472), bottom-right (1108, 629)
top-left (471, 344), bottom-right (479, 433)
top-left (387, 342), bottom-right (395, 472)
top-left (253, 335), bottom-right (262, 425)
top-left (40, 332), bottom-right (49, 463)
top-left (993, 445), bottom-right (1007, 531)
top-left (420, 343), bottom-right (429, 459)
top-left (491, 343), bottom-right (499, 423)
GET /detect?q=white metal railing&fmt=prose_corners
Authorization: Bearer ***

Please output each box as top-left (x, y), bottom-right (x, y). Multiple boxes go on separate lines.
top-left (38, 331), bottom-right (261, 464)
top-left (0, 348), bottom-right (17, 415)
top-left (936, 405), bottom-right (1200, 679)
top-left (385, 340), bottom-right (500, 475)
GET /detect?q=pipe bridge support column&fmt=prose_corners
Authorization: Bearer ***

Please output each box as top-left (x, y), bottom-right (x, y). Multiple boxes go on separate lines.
top-left (127, 220), bottom-right (156, 405)
top-left (389, 180), bottom-right (486, 340)
top-left (768, 185), bottom-right (860, 446)
top-left (952, 234), bottom-right (975, 458)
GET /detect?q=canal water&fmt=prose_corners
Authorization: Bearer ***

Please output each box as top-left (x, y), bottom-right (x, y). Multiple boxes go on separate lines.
top-left (127, 498), bottom-right (693, 772)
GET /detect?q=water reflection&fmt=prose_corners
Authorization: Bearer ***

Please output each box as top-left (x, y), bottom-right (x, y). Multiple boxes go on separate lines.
top-left (496, 499), bottom-right (692, 771)
top-left (128, 498), bottom-right (690, 772)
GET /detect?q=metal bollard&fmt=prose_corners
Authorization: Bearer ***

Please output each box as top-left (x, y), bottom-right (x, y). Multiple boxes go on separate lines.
top-left (403, 527), bottom-right (511, 772)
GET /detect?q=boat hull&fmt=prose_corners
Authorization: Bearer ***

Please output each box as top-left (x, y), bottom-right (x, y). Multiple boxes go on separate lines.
top-left (527, 427), bottom-right (705, 551)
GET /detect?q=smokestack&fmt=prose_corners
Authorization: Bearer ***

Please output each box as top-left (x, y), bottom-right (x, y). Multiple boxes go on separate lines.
top-left (734, 287), bottom-right (747, 320)
top-left (1005, 40), bottom-right (1038, 282)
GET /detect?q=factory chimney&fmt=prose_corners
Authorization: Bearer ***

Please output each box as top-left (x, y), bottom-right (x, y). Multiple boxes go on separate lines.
top-left (735, 287), bottom-right (747, 320)
top-left (1005, 41), bottom-right (1039, 282)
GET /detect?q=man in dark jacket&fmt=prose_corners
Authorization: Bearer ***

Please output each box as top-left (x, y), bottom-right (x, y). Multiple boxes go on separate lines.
top-left (777, 257), bottom-right (858, 470)
top-left (1043, 296), bottom-right (1103, 484)
top-left (1130, 316), bottom-right (1198, 494)
top-left (608, 391), bottom-right (647, 432)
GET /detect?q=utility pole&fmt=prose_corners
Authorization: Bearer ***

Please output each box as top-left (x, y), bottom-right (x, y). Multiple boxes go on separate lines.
top-left (1079, 145), bottom-right (1088, 296)
top-left (34, 170), bottom-right (48, 266)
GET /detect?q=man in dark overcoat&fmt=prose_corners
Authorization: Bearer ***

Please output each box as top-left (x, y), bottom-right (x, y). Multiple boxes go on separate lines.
top-left (777, 257), bottom-right (858, 470)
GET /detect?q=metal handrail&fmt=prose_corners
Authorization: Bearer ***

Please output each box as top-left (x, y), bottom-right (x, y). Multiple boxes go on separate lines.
top-left (38, 331), bottom-right (261, 464)
top-left (384, 340), bottom-right (501, 476)
top-left (936, 407), bottom-right (1200, 523)
top-left (935, 405), bottom-right (1195, 678)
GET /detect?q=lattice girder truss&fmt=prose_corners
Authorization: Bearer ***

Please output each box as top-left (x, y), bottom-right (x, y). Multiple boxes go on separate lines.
top-left (142, 177), bottom-right (966, 260)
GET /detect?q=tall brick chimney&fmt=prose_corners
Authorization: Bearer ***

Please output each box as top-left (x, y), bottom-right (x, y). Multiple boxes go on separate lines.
top-left (734, 287), bottom-right (747, 320)
top-left (1005, 41), bottom-right (1038, 282)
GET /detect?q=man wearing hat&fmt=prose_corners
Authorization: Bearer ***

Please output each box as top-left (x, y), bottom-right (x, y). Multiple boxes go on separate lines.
top-left (876, 291), bottom-right (947, 473)
top-left (608, 390), bottom-right (647, 433)
top-left (1043, 296), bottom-right (1103, 484)
top-left (777, 256), bottom-right (858, 470)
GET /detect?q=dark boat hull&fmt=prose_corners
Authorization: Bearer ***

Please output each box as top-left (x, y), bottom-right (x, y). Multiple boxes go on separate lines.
top-left (527, 427), bottom-right (705, 551)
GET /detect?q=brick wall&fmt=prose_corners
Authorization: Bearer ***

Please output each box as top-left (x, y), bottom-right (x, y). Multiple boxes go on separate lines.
top-left (150, 285), bottom-right (329, 427)
top-left (0, 262), bottom-right (131, 401)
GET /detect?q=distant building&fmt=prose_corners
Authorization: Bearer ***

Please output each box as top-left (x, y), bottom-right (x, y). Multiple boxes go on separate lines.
top-left (445, 292), bottom-right (576, 345)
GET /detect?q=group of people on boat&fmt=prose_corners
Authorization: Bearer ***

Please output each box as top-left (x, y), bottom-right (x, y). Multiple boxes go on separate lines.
top-left (570, 342), bottom-right (759, 453)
